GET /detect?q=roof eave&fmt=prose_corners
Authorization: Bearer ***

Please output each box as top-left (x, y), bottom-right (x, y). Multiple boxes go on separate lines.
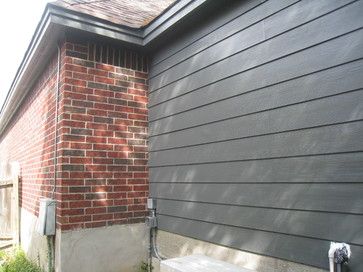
top-left (142, 0), bottom-right (208, 45)
top-left (0, 11), bottom-right (64, 137)
top-left (0, 5), bottom-right (145, 136)
top-left (0, 0), bottom-right (209, 136)
top-left (48, 4), bottom-right (144, 45)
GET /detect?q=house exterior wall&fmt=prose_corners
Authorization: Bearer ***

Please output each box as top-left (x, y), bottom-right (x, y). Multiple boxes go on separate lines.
top-left (0, 53), bottom-right (58, 218)
top-left (57, 35), bottom-right (149, 231)
top-left (148, 0), bottom-right (363, 271)
top-left (0, 52), bottom-right (58, 270)
top-left (0, 32), bottom-right (150, 271)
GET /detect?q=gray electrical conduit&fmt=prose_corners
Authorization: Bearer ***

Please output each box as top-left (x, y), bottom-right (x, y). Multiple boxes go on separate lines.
top-left (152, 228), bottom-right (167, 261)
top-left (148, 227), bottom-right (167, 272)
top-left (148, 208), bottom-right (166, 271)
top-left (47, 43), bottom-right (61, 272)
top-left (52, 43), bottom-right (61, 199)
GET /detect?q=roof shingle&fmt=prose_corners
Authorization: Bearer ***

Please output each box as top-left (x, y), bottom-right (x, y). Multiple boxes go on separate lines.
top-left (52, 0), bottom-right (177, 28)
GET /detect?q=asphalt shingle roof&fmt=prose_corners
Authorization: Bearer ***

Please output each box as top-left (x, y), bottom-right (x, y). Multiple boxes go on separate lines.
top-left (52, 0), bottom-right (177, 28)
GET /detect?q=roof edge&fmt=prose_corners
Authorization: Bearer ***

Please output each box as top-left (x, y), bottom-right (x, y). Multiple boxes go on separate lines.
top-left (0, 9), bottom-right (55, 137)
top-left (0, 0), bottom-right (209, 136)
top-left (142, 0), bottom-right (208, 45)
top-left (48, 4), bottom-right (144, 45)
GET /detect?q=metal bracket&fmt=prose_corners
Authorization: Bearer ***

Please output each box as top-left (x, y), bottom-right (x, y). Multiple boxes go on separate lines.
top-left (146, 216), bottom-right (158, 228)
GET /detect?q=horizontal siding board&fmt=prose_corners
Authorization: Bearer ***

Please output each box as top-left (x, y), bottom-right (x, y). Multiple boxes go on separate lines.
top-left (150, 21), bottom-right (264, 85)
top-left (149, 0), bottom-right (363, 270)
top-left (150, 122), bottom-right (363, 166)
top-left (150, 0), bottom-right (361, 88)
top-left (149, 2), bottom-right (363, 93)
top-left (264, 0), bottom-right (355, 39)
top-left (149, 59), bottom-right (363, 123)
top-left (150, 0), bottom-right (266, 67)
top-left (150, 153), bottom-right (363, 184)
top-left (150, 183), bottom-right (363, 214)
top-left (149, 29), bottom-right (363, 109)
top-left (150, 0), bottom-right (298, 77)
top-left (156, 199), bottom-right (363, 245)
top-left (150, 90), bottom-right (363, 150)
top-left (151, 0), bottom-right (355, 76)
top-left (157, 215), bottom-right (363, 271)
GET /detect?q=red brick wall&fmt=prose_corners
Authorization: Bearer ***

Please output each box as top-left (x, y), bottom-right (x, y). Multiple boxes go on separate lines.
top-left (56, 36), bottom-right (149, 230)
top-left (0, 35), bottom-right (149, 231)
top-left (0, 54), bottom-right (58, 216)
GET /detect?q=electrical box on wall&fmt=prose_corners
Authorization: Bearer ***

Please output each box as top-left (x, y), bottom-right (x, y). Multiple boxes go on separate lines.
top-left (36, 198), bottom-right (56, 236)
top-left (147, 198), bottom-right (156, 210)
top-left (146, 216), bottom-right (158, 228)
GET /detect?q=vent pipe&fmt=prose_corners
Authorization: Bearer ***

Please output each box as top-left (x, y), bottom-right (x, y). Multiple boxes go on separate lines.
top-left (328, 242), bottom-right (351, 272)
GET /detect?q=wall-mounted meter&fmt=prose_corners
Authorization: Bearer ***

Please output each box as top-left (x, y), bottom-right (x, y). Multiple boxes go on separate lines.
top-left (36, 198), bottom-right (56, 236)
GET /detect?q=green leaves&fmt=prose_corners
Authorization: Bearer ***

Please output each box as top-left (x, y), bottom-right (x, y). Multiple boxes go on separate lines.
top-left (0, 248), bottom-right (42, 272)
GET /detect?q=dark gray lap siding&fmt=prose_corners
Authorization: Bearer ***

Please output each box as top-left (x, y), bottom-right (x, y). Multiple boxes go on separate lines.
top-left (148, 0), bottom-right (363, 270)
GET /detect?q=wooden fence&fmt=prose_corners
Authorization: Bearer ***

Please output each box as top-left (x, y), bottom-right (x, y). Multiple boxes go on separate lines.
top-left (0, 162), bottom-right (20, 250)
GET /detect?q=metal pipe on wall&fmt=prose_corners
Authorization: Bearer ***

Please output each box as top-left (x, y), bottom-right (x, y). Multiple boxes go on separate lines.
top-left (328, 242), bottom-right (351, 272)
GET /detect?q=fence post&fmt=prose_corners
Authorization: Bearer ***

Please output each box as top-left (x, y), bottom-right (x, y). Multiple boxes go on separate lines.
top-left (11, 162), bottom-right (20, 246)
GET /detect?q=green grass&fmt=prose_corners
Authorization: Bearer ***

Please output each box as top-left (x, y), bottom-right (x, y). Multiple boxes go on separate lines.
top-left (138, 261), bottom-right (153, 272)
top-left (0, 248), bottom-right (42, 272)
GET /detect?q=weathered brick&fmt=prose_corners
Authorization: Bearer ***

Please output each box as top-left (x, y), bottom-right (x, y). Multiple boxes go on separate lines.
top-left (108, 85), bottom-right (127, 92)
top-left (69, 186), bottom-right (91, 193)
top-left (70, 128), bottom-right (92, 136)
top-left (66, 50), bottom-right (88, 59)
top-left (87, 82), bottom-right (108, 90)
top-left (88, 68), bottom-right (108, 77)
top-left (62, 164), bottom-right (85, 171)
top-left (73, 58), bottom-right (95, 68)
top-left (62, 149), bottom-right (85, 157)
top-left (94, 116), bottom-right (113, 124)
top-left (107, 206), bottom-right (127, 213)
top-left (0, 39), bottom-right (149, 231)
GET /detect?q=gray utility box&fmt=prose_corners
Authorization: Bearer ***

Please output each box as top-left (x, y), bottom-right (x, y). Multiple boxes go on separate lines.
top-left (147, 198), bottom-right (157, 210)
top-left (146, 216), bottom-right (158, 228)
top-left (36, 198), bottom-right (56, 236)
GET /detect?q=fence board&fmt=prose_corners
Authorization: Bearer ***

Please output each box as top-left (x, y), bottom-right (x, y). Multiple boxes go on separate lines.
top-left (0, 162), bottom-right (20, 246)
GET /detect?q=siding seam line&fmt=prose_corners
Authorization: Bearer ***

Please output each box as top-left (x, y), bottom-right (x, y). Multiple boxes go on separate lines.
top-left (148, 26), bottom-right (363, 110)
top-left (149, 88), bottom-right (363, 139)
top-left (149, 59), bottom-right (363, 121)
top-left (149, 118), bottom-right (363, 152)
top-left (149, 0), bottom-right (360, 91)
top-left (152, 198), bottom-right (363, 216)
top-left (150, 0), bottom-right (269, 67)
top-left (149, 0), bottom-right (300, 76)
top-left (149, 150), bottom-right (363, 168)
top-left (157, 213), bottom-right (363, 246)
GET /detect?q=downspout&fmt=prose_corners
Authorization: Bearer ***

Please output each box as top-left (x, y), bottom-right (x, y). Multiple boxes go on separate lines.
top-left (47, 43), bottom-right (61, 272)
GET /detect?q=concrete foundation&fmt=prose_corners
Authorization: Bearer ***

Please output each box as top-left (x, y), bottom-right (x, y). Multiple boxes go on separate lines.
top-left (56, 223), bottom-right (149, 272)
top-left (19, 211), bottom-right (327, 272)
top-left (20, 208), bottom-right (149, 272)
top-left (20, 208), bottom-right (49, 271)
top-left (153, 230), bottom-right (327, 272)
